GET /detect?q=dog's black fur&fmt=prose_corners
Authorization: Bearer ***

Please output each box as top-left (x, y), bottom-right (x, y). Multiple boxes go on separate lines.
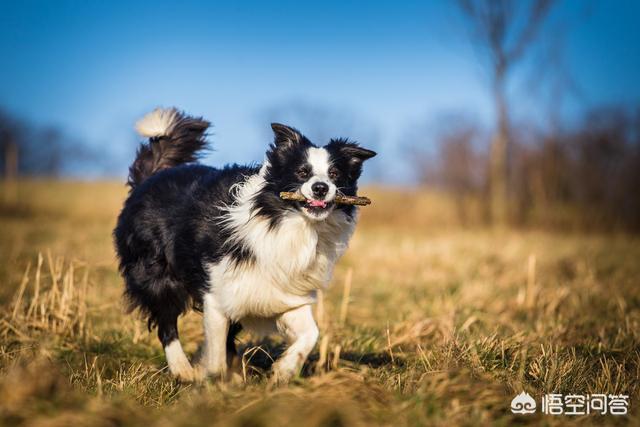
top-left (113, 110), bottom-right (375, 353)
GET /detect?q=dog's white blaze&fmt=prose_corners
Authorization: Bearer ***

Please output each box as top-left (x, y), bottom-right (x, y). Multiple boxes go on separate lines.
top-left (307, 147), bottom-right (331, 176)
top-left (206, 168), bottom-right (355, 324)
top-left (301, 147), bottom-right (337, 204)
top-left (135, 107), bottom-right (179, 138)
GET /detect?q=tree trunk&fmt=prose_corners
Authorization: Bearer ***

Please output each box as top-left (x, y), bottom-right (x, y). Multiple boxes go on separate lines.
top-left (3, 139), bottom-right (18, 204)
top-left (490, 75), bottom-right (509, 226)
top-left (5, 140), bottom-right (18, 180)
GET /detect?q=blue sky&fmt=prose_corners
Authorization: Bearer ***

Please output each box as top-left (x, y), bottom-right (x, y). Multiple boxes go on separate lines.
top-left (1, 0), bottom-right (639, 182)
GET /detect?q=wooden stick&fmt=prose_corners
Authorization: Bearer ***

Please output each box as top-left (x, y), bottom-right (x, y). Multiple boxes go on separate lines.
top-left (279, 191), bottom-right (371, 206)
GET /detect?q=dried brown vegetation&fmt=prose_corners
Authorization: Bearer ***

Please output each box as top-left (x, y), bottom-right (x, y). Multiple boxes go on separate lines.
top-left (0, 180), bottom-right (638, 426)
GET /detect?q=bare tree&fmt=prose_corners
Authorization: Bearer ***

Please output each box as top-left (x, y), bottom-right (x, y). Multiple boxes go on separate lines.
top-left (0, 109), bottom-right (98, 179)
top-left (405, 112), bottom-right (487, 223)
top-left (457, 0), bottom-right (555, 225)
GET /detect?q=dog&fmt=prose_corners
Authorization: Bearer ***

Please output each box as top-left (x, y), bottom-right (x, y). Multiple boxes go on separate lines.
top-left (114, 108), bottom-right (376, 382)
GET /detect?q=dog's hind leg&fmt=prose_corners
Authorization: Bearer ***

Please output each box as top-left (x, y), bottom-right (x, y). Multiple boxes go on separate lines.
top-left (199, 293), bottom-right (230, 379)
top-left (271, 304), bottom-right (319, 384)
top-left (158, 312), bottom-right (195, 382)
top-left (226, 321), bottom-right (243, 377)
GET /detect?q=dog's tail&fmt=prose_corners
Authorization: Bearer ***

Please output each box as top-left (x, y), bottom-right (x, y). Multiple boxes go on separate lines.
top-left (127, 107), bottom-right (210, 188)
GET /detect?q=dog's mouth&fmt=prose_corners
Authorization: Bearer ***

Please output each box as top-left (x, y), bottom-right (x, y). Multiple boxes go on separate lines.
top-left (302, 198), bottom-right (334, 216)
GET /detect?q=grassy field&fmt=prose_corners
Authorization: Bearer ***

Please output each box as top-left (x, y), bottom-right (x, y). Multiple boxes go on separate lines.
top-left (0, 180), bottom-right (638, 426)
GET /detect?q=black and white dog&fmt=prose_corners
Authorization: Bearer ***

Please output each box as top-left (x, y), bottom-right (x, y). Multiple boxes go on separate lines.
top-left (114, 108), bottom-right (375, 382)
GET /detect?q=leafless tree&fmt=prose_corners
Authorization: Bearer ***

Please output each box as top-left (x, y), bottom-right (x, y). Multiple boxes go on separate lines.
top-left (457, 0), bottom-right (556, 225)
top-left (0, 109), bottom-right (98, 179)
top-left (406, 112), bottom-right (487, 223)
top-left (0, 111), bottom-right (21, 181)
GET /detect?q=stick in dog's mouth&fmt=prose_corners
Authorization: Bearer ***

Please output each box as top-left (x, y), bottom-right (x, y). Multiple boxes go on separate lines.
top-left (279, 191), bottom-right (372, 206)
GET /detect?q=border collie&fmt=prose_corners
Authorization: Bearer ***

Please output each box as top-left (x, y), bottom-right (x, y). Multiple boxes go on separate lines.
top-left (114, 108), bottom-right (376, 383)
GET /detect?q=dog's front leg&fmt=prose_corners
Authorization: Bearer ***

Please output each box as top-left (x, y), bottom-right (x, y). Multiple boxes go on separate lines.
top-left (272, 304), bottom-right (319, 384)
top-left (200, 293), bottom-right (229, 380)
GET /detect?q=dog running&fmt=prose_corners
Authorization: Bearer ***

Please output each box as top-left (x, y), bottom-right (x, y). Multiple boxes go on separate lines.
top-left (114, 108), bottom-right (376, 382)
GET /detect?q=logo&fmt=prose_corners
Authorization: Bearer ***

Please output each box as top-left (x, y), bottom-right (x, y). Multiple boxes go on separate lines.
top-left (511, 392), bottom-right (537, 414)
top-left (509, 392), bottom-right (629, 416)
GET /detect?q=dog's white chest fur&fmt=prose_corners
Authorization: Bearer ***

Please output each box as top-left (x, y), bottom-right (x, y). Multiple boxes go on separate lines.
top-left (205, 172), bottom-right (355, 322)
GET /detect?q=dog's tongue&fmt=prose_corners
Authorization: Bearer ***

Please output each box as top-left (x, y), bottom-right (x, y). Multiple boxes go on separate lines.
top-left (308, 199), bottom-right (327, 208)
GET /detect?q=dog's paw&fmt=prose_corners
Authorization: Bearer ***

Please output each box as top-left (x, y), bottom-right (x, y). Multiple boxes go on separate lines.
top-left (168, 360), bottom-right (199, 383)
top-left (173, 366), bottom-right (202, 384)
top-left (268, 363), bottom-right (296, 387)
top-left (228, 371), bottom-right (244, 385)
top-left (193, 361), bottom-right (229, 382)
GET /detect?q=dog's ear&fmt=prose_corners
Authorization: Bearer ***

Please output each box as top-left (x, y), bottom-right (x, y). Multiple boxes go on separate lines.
top-left (271, 123), bottom-right (303, 148)
top-left (327, 139), bottom-right (376, 180)
top-left (340, 145), bottom-right (377, 166)
top-left (332, 140), bottom-right (376, 167)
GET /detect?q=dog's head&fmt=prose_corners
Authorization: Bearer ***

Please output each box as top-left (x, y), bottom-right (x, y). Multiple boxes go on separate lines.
top-left (263, 123), bottom-right (376, 221)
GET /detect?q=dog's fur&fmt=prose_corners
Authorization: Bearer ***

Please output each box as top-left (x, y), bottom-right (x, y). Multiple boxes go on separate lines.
top-left (114, 107), bottom-right (376, 382)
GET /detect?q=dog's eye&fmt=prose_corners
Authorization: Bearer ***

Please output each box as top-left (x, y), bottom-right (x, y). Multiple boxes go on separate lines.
top-left (296, 167), bottom-right (310, 180)
top-left (329, 167), bottom-right (340, 180)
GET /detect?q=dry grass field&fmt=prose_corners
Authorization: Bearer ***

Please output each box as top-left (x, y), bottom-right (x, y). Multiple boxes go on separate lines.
top-left (0, 180), bottom-right (638, 426)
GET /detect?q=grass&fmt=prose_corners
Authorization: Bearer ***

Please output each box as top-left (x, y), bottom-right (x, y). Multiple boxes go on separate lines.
top-left (0, 180), bottom-right (639, 426)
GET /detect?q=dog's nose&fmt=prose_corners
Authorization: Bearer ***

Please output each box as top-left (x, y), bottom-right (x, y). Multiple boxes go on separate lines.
top-left (311, 182), bottom-right (329, 198)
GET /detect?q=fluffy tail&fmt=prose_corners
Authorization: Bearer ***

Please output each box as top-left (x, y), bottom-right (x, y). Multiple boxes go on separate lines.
top-left (127, 107), bottom-right (210, 188)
